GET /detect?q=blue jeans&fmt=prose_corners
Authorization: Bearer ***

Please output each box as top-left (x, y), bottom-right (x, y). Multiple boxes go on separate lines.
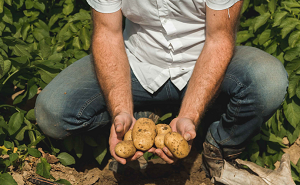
top-left (35, 46), bottom-right (288, 149)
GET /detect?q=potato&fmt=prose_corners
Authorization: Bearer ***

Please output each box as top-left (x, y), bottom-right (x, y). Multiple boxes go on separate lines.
top-left (155, 134), bottom-right (166, 149)
top-left (164, 132), bottom-right (190, 159)
top-left (115, 140), bottom-right (136, 158)
top-left (132, 118), bottom-right (156, 151)
top-left (124, 129), bottom-right (132, 141)
top-left (156, 124), bottom-right (172, 135)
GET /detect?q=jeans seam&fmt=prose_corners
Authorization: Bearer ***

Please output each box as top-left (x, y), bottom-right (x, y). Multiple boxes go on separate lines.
top-left (219, 125), bottom-right (238, 145)
top-left (76, 93), bottom-right (103, 123)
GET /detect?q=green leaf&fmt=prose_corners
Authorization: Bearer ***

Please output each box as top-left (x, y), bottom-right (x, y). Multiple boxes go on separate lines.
top-left (38, 69), bottom-right (58, 84)
top-left (288, 30), bottom-right (300, 48)
top-left (21, 23), bottom-right (30, 41)
top-left (57, 152), bottom-right (75, 166)
top-left (273, 12), bottom-right (288, 27)
top-left (25, 109), bottom-right (35, 121)
top-left (74, 135), bottom-right (84, 158)
top-left (8, 112), bottom-right (24, 135)
top-left (283, 97), bottom-right (300, 128)
top-left (13, 0), bottom-right (24, 9)
top-left (36, 157), bottom-right (51, 179)
top-left (0, 59), bottom-right (11, 79)
top-left (240, 0), bottom-right (250, 14)
top-left (0, 0), bottom-right (4, 13)
top-left (28, 148), bottom-right (41, 158)
top-left (254, 13), bottom-right (270, 32)
top-left (285, 59), bottom-right (300, 75)
top-left (288, 73), bottom-right (300, 98)
top-left (25, 0), bottom-right (34, 9)
top-left (63, 0), bottom-right (74, 15)
top-left (236, 30), bottom-right (255, 43)
top-left (93, 135), bottom-right (107, 165)
top-left (9, 153), bottom-right (18, 163)
top-left (48, 53), bottom-right (63, 62)
top-left (72, 37), bottom-right (81, 49)
top-left (280, 18), bottom-right (300, 39)
top-left (4, 0), bottom-right (12, 6)
top-left (265, 42), bottom-right (277, 54)
top-left (268, 0), bottom-right (277, 14)
top-left (282, 1), bottom-right (300, 8)
top-left (63, 136), bottom-right (74, 152)
top-left (80, 27), bottom-right (90, 51)
top-left (48, 13), bottom-right (63, 29)
top-left (84, 135), bottom-right (98, 147)
top-left (259, 29), bottom-right (271, 45)
top-left (284, 46), bottom-right (300, 61)
top-left (74, 51), bottom-right (87, 60)
top-left (4, 141), bottom-right (13, 150)
top-left (0, 173), bottom-right (18, 185)
top-left (3, 7), bottom-right (13, 24)
top-left (33, 1), bottom-right (45, 12)
top-left (39, 39), bottom-right (51, 59)
top-left (55, 179), bottom-right (72, 185)
top-left (93, 146), bottom-right (107, 165)
top-left (287, 123), bottom-right (300, 144)
top-left (32, 28), bottom-right (49, 41)
top-left (15, 125), bottom-right (28, 141)
top-left (11, 44), bottom-right (31, 58)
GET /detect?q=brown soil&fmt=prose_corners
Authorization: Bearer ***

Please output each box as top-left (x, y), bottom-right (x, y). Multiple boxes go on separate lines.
top-left (9, 146), bottom-right (212, 185)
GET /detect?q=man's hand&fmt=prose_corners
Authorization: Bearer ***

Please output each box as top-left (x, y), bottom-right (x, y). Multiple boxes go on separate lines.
top-left (109, 112), bottom-right (143, 165)
top-left (154, 117), bottom-right (196, 164)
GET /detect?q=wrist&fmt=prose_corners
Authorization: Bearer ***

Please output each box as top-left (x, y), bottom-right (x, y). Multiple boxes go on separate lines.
top-left (177, 112), bottom-right (200, 126)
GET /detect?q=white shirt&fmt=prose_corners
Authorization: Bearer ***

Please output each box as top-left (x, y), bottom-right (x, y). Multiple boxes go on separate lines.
top-left (87, 0), bottom-right (239, 93)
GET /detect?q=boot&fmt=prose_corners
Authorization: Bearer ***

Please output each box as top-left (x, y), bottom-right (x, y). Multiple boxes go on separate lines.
top-left (202, 141), bottom-right (245, 178)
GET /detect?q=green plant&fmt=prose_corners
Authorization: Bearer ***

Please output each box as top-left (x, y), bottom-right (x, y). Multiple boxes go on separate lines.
top-left (237, 0), bottom-right (300, 183)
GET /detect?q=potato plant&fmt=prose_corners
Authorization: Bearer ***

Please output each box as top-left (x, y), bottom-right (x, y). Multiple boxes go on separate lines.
top-left (237, 0), bottom-right (300, 183)
top-left (0, 0), bottom-right (299, 184)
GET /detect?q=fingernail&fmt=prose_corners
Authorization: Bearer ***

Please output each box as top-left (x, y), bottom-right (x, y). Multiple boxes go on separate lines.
top-left (163, 147), bottom-right (168, 153)
top-left (184, 133), bottom-right (191, 141)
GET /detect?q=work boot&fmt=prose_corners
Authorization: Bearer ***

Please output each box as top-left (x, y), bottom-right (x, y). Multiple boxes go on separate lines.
top-left (202, 141), bottom-right (245, 178)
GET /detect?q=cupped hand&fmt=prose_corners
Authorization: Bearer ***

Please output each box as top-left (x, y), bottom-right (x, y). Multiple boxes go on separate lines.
top-left (109, 112), bottom-right (143, 164)
top-left (154, 117), bottom-right (196, 164)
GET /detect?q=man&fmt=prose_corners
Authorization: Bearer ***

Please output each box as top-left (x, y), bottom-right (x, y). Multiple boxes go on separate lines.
top-left (35, 0), bottom-right (288, 179)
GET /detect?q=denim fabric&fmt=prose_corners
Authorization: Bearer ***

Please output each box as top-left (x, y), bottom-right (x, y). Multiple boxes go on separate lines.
top-left (35, 46), bottom-right (288, 150)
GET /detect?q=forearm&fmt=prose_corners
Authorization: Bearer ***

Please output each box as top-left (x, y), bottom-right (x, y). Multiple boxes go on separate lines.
top-left (179, 40), bottom-right (234, 126)
top-left (92, 10), bottom-right (133, 118)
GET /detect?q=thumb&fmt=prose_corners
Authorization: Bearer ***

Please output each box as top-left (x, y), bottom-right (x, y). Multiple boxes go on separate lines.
top-left (183, 126), bottom-right (196, 141)
top-left (114, 118), bottom-right (125, 133)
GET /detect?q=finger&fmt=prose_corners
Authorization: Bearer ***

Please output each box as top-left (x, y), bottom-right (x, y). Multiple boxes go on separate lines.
top-left (127, 151), bottom-right (144, 162)
top-left (110, 148), bottom-right (127, 165)
top-left (155, 149), bottom-right (174, 164)
top-left (162, 147), bottom-right (174, 158)
top-left (148, 147), bottom-right (156, 153)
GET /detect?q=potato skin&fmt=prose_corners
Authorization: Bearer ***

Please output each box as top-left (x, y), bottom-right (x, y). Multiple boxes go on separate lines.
top-left (132, 118), bottom-right (156, 151)
top-left (164, 132), bottom-right (190, 159)
top-left (156, 124), bottom-right (172, 135)
top-left (124, 130), bottom-right (132, 141)
top-left (115, 140), bottom-right (136, 158)
top-left (155, 134), bottom-right (166, 149)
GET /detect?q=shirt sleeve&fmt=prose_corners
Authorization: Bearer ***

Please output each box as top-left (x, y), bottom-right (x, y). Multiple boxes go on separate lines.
top-left (206, 0), bottom-right (240, 10)
top-left (86, 0), bottom-right (122, 13)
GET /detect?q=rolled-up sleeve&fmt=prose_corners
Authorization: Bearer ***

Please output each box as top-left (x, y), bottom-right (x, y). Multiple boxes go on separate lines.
top-left (206, 0), bottom-right (240, 10)
top-left (86, 0), bottom-right (122, 13)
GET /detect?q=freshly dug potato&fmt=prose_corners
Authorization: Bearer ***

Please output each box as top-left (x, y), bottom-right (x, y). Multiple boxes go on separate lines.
top-left (155, 134), bottom-right (166, 149)
top-left (164, 132), bottom-right (190, 159)
top-left (115, 140), bottom-right (136, 158)
top-left (132, 118), bottom-right (156, 151)
top-left (156, 124), bottom-right (172, 135)
top-left (124, 129), bottom-right (132, 141)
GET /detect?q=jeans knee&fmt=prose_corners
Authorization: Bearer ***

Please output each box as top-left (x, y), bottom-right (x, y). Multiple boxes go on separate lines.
top-left (35, 90), bottom-right (68, 140)
top-left (249, 57), bottom-right (288, 117)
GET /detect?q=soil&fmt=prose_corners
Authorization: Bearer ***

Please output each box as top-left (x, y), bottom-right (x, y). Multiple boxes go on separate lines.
top-left (9, 146), bottom-right (212, 185)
